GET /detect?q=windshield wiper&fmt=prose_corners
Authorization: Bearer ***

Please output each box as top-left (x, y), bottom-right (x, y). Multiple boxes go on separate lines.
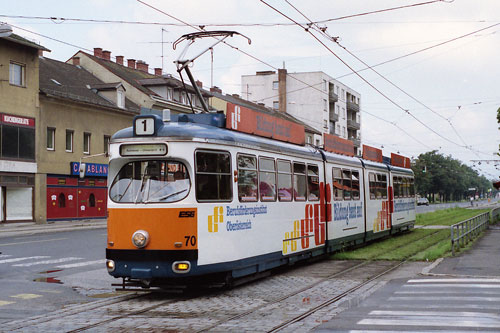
top-left (145, 189), bottom-right (188, 203)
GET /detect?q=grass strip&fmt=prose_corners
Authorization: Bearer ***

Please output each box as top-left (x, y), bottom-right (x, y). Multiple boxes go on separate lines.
top-left (416, 207), bottom-right (490, 226)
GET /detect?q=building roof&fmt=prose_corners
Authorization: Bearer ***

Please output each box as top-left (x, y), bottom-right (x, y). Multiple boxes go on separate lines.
top-left (0, 33), bottom-right (50, 52)
top-left (211, 91), bottom-right (321, 135)
top-left (39, 57), bottom-right (139, 112)
top-left (76, 51), bottom-right (211, 98)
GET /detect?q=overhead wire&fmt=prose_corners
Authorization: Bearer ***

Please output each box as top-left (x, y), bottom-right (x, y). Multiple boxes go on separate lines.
top-left (261, 0), bottom-right (460, 149)
top-left (262, 0), bottom-right (495, 157)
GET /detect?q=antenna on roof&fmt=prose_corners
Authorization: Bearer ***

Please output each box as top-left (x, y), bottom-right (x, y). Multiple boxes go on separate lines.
top-left (173, 31), bottom-right (251, 113)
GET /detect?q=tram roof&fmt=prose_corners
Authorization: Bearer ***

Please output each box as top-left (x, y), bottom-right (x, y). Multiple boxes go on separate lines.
top-left (112, 120), bottom-right (322, 159)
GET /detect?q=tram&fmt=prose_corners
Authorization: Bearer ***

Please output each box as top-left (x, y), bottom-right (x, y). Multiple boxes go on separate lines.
top-left (105, 112), bottom-right (416, 288)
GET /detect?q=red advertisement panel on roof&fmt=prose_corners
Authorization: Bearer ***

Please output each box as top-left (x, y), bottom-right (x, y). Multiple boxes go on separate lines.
top-left (226, 103), bottom-right (305, 145)
top-left (362, 145), bottom-right (383, 163)
top-left (324, 133), bottom-right (354, 157)
top-left (391, 153), bottom-right (411, 168)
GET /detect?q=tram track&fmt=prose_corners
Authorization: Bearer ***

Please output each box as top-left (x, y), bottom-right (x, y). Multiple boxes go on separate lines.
top-left (4, 259), bottom-right (405, 332)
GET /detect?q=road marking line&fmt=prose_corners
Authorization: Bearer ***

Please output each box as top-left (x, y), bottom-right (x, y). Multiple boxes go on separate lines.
top-left (408, 278), bottom-right (500, 283)
top-left (0, 238), bottom-right (67, 246)
top-left (403, 283), bottom-right (500, 288)
top-left (358, 318), bottom-right (500, 328)
top-left (389, 296), bottom-right (500, 301)
top-left (10, 294), bottom-right (42, 300)
top-left (0, 300), bottom-right (15, 306)
top-left (369, 310), bottom-right (500, 320)
top-left (0, 256), bottom-right (50, 264)
top-left (56, 259), bottom-right (106, 269)
top-left (13, 257), bottom-right (82, 267)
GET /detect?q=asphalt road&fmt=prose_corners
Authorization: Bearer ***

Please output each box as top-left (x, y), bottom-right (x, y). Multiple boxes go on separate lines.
top-left (0, 228), bottom-right (114, 323)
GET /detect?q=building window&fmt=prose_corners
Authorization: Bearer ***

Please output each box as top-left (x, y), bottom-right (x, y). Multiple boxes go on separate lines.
top-left (104, 135), bottom-right (110, 154)
top-left (323, 79), bottom-right (327, 91)
top-left (341, 89), bottom-right (345, 101)
top-left (272, 81), bottom-right (279, 90)
top-left (9, 62), bottom-right (25, 87)
top-left (323, 99), bottom-right (327, 111)
top-left (336, 124), bottom-right (340, 135)
top-left (66, 130), bottom-right (73, 152)
top-left (166, 88), bottom-right (173, 101)
top-left (181, 92), bottom-right (187, 104)
top-left (342, 107), bottom-right (346, 119)
top-left (324, 119), bottom-right (328, 129)
top-left (117, 90), bottom-right (125, 109)
top-left (83, 132), bottom-right (91, 154)
top-left (273, 101), bottom-right (279, 110)
top-left (47, 127), bottom-right (55, 151)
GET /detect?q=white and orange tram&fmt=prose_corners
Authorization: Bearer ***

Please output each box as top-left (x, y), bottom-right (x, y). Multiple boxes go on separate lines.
top-left (105, 113), bottom-right (416, 287)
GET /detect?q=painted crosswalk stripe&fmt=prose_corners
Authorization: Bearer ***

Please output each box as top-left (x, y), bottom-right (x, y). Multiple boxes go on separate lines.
top-left (56, 259), bottom-right (106, 269)
top-left (408, 278), bottom-right (500, 283)
top-left (369, 310), bottom-right (500, 320)
top-left (0, 300), bottom-right (15, 306)
top-left (389, 296), bottom-right (500, 302)
top-left (0, 254), bottom-right (12, 259)
top-left (358, 317), bottom-right (500, 328)
top-left (12, 257), bottom-right (82, 267)
top-left (403, 283), bottom-right (500, 288)
top-left (0, 256), bottom-right (49, 264)
top-left (10, 294), bottom-right (42, 300)
top-left (395, 290), bottom-right (500, 295)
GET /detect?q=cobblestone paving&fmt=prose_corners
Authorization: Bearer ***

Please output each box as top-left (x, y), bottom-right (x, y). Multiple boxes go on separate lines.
top-left (2, 260), bottom-right (398, 332)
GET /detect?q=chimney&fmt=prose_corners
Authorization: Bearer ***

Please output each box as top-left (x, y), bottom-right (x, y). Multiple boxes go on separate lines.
top-left (38, 50), bottom-right (44, 57)
top-left (127, 59), bottom-right (136, 69)
top-left (154, 68), bottom-right (162, 76)
top-left (93, 47), bottom-right (103, 58)
top-left (72, 57), bottom-right (80, 66)
top-left (136, 60), bottom-right (149, 73)
top-left (116, 55), bottom-right (124, 65)
top-left (102, 50), bottom-right (111, 61)
top-left (278, 68), bottom-right (287, 113)
top-left (195, 80), bottom-right (203, 88)
top-left (210, 86), bottom-right (222, 94)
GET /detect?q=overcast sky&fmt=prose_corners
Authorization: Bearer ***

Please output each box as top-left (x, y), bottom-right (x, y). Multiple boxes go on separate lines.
top-left (3, 0), bottom-right (499, 180)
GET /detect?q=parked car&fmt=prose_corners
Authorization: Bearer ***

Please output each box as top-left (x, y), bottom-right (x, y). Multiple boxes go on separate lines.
top-left (417, 197), bottom-right (429, 206)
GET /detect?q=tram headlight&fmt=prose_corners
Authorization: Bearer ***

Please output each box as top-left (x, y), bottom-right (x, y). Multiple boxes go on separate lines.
top-left (132, 230), bottom-right (150, 249)
top-left (106, 260), bottom-right (115, 272)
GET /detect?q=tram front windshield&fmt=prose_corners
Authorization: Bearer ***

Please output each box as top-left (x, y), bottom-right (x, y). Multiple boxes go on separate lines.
top-left (109, 160), bottom-right (190, 203)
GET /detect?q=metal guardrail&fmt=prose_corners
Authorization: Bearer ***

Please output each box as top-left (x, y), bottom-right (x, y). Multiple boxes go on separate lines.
top-left (450, 211), bottom-right (490, 256)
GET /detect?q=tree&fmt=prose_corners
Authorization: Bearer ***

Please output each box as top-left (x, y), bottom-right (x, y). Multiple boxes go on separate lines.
top-left (411, 151), bottom-right (492, 202)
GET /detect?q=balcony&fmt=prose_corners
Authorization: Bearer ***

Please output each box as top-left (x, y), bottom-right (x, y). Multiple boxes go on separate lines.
top-left (329, 90), bottom-right (338, 102)
top-left (346, 101), bottom-right (360, 113)
top-left (350, 136), bottom-right (361, 147)
top-left (347, 119), bottom-right (360, 130)
top-left (329, 110), bottom-right (339, 122)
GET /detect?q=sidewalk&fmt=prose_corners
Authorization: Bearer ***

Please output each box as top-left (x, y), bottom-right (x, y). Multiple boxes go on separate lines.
top-left (0, 218), bottom-right (107, 238)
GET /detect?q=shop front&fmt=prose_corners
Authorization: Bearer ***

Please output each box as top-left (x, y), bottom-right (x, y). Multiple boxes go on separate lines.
top-left (46, 162), bottom-right (108, 221)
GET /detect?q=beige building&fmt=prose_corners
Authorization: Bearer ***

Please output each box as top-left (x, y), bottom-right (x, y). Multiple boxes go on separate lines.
top-left (37, 57), bottom-right (139, 223)
top-left (0, 33), bottom-right (48, 223)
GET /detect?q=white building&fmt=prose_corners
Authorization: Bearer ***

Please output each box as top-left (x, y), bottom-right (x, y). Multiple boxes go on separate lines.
top-left (241, 69), bottom-right (361, 155)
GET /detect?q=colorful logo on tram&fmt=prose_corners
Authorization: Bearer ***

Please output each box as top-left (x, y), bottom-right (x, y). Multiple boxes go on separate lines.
top-left (283, 183), bottom-right (331, 254)
top-left (208, 205), bottom-right (266, 233)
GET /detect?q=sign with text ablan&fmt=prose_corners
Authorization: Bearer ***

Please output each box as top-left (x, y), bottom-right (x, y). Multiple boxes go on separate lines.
top-left (226, 103), bottom-right (305, 145)
top-left (324, 133), bottom-right (354, 157)
top-left (362, 144), bottom-right (383, 163)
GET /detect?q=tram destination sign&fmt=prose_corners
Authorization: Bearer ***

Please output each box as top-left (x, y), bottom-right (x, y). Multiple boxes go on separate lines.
top-left (226, 103), bottom-right (305, 145)
top-left (120, 143), bottom-right (167, 156)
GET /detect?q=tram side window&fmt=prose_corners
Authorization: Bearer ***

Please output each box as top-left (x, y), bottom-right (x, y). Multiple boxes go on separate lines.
top-left (352, 170), bottom-right (360, 200)
top-left (293, 162), bottom-right (307, 201)
top-left (369, 173), bottom-right (376, 199)
top-left (333, 167), bottom-right (343, 201)
top-left (196, 151), bottom-right (232, 202)
top-left (307, 164), bottom-right (319, 201)
top-left (409, 178), bottom-right (415, 197)
top-left (403, 177), bottom-right (409, 197)
top-left (259, 157), bottom-right (276, 202)
top-left (377, 173), bottom-right (388, 199)
top-left (277, 160), bottom-right (293, 202)
top-left (393, 176), bottom-right (401, 198)
top-left (237, 154), bottom-right (258, 202)
top-left (343, 169), bottom-right (352, 200)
